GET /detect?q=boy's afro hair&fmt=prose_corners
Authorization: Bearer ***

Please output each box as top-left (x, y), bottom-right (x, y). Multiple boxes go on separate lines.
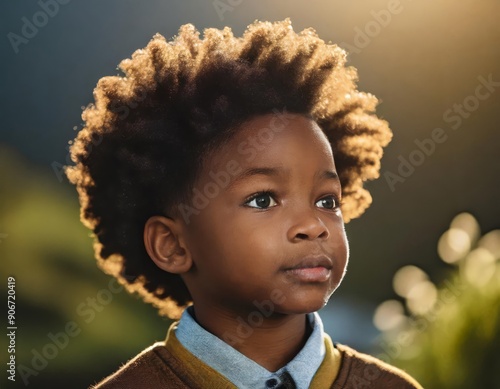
top-left (66, 19), bottom-right (392, 318)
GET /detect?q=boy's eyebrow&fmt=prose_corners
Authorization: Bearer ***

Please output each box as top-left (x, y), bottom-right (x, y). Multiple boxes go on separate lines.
top-left (227, 166), bottom-right (340, 189)
top-left (228, 167), bottom-right (285, 189)
top-left (318, 170), bottom-right (340, 182)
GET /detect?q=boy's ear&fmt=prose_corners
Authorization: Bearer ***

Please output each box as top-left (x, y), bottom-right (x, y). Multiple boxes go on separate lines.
top-left (143, 216), bottom-right (192, 274)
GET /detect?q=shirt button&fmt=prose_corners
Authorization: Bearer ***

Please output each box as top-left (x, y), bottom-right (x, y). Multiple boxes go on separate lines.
top-left (265, 378), bottom-right (279, 388)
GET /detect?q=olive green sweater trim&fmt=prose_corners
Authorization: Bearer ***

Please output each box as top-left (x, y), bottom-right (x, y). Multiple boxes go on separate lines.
top-left (309, 333), bottom-right (341, 388)
top-left (164, 324), bottom-right (238, 388)
top-left (164, 323), bottom-right (341, 388)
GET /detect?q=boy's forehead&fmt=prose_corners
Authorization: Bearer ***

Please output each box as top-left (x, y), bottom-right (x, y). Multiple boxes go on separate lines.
top-left (202, 113), bottom-right (335, 177)
top-left (244, 114), bottom-right (329, 152)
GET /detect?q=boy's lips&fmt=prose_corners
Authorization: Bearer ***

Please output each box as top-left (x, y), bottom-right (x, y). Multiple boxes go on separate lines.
top-left (282, 255), bottom-right (333, 283)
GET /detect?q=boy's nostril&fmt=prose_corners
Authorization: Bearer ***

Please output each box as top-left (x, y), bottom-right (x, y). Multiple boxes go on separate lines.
top-left (318, 230), bottom-right (329, 239)
top-left (295, 229), bottom-right (328, 240)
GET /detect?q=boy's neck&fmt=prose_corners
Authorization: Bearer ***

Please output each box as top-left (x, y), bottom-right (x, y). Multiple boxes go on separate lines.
top-left (192, 304), bottom-right (311, 372)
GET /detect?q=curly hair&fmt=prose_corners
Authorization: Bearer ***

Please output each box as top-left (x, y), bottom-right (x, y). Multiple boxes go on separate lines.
top-left (66, 19), bottom-right (392, 318)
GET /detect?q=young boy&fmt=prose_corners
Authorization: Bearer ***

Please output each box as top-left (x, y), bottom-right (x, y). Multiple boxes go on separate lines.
top-left (67, 19), bottom-right (422, 389)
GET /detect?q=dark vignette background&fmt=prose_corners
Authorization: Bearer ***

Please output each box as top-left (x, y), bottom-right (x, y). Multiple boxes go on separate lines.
top-left (1, 0), bottom-right (499, 387)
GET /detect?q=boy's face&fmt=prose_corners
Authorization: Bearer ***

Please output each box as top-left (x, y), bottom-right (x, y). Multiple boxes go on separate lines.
top-left (180, 113), bottom-right (349, 316)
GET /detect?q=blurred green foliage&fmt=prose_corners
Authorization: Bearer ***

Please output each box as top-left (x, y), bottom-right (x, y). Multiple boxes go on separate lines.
top-left (375, 215), bottom-right (500, 388)
top-left (0, 147), bottom-right (171, 388)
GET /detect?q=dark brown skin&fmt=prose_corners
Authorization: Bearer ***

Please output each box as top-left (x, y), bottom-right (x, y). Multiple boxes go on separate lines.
top-left (144, 113), bottom-right (349, 371)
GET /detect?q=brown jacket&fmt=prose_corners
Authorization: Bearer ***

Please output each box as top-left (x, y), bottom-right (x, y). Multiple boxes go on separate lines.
top-left (92, 328), bottom-right (422, 389)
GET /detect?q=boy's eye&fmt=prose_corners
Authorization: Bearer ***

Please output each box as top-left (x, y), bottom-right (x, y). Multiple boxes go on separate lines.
top-left (245, 193), bottom-right (278, 209)
top-left (315, 196), bottom-right (337, 209)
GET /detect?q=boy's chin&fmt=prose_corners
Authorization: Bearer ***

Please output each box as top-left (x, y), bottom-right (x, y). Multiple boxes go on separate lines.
top-left (278, 285), bottom-right (336, 314)
top-left (278, 295), bottom-right (332, 315)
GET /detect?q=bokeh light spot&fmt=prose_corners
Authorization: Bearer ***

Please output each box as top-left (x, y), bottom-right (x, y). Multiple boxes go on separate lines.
top-left (407, 281), bottom-right (438, 315)
top-left (393, 265), bottom-right (429, 298)
top-left (478, 230), bottom-right (500, 259)
top-left (450, 212), bottom-right (480, 245)
top-left (373, 299), bottom-right (406, 332)
top-left (462, 247), bottom-right (496, 287)
top-left (438, 228), bottom-right (471, 264)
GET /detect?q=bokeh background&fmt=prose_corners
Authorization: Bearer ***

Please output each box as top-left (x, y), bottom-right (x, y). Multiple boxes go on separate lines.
top-left (1, 0), bottom-right (499, 388)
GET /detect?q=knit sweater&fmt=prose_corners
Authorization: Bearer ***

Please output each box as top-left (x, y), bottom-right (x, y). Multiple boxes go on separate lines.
top-left (91, 326), bottom-right (422, 389)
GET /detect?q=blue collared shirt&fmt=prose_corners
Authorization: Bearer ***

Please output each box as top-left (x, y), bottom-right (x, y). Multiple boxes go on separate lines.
top-left (175, 306), bottom-right (326, 389)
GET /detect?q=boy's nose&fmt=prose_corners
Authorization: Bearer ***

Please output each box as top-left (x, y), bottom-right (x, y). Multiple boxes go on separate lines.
top-left (287, 212), bottom-right (329, 242)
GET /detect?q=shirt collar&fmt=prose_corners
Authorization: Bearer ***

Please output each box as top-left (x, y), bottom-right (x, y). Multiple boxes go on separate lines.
top-left (174, 306), bottom-right (326, 389)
